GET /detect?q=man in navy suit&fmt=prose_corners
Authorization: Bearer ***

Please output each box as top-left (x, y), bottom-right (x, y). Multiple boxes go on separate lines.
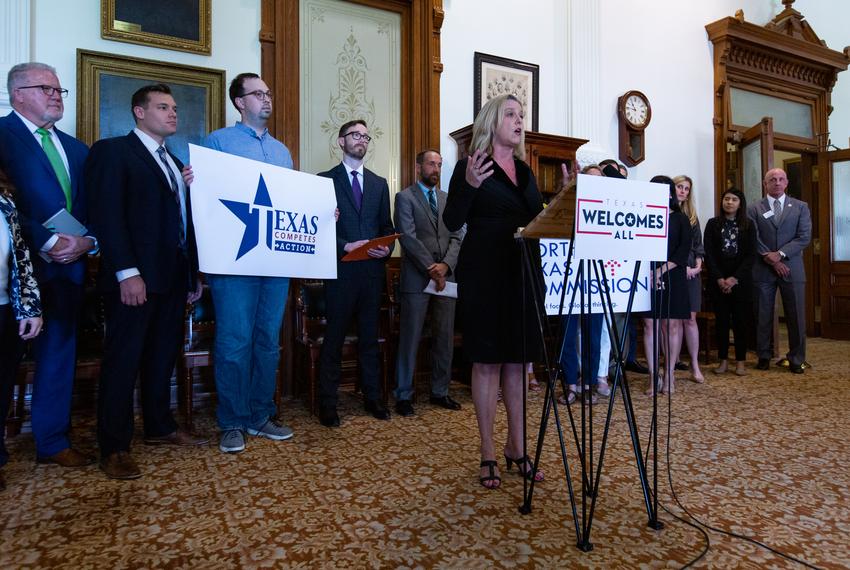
top-left (0, 62), bottom-right (95, 467)
top-left (85, 84), bottom-right (205, 479)
top-left (747, 168), bottom-right (812, 374)
top-left (317, 120), bottom-right (395, 427)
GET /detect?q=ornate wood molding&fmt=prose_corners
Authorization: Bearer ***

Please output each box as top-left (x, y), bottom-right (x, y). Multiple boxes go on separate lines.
top-left (706, 10), bottom-right (849, 196)
top-left (259, 0), bottom-right (443, 395)
top-left (259, 0), bottom-right (442, 173)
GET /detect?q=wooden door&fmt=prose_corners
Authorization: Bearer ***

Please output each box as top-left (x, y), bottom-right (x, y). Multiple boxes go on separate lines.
top-left (817, 149), bottom-right (850, 339)
top-left (738, 117), bottom-right (774, 206)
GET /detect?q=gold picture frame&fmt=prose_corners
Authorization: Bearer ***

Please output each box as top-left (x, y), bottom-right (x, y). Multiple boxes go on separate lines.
top-left (77, 49), bottom-right (226, 165)
top-left (101, 0), bottom-right (212, 55)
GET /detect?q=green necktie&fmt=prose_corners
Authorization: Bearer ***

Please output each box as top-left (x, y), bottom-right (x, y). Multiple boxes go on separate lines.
top-left (36, 127), bottom-right (72, 211)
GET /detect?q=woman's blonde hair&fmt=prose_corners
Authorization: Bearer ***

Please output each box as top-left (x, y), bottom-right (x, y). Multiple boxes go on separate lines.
top-left (468, 94), bottom-right (526, 161)
top-left (673, 175), bottom-right (698, 226)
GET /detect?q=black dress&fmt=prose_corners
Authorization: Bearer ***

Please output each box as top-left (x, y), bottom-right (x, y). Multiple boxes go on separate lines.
top-left (443, 157), bottom-right (544, 363)
top-left (649, 210), bottom-right (691, 319)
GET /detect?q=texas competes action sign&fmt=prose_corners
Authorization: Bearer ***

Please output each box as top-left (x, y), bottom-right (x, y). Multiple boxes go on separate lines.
top-left (188, 144), bottom-right (337, 279)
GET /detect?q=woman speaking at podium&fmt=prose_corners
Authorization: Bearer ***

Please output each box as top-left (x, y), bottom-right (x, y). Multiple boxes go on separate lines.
top-left (444, 94), bottom-right (546, 490)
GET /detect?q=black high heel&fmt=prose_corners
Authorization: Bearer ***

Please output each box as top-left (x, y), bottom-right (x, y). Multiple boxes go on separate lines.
top-left (504, 454), bottom-right (544, 482)
top-left (479, 460), bottom-right (501, 489)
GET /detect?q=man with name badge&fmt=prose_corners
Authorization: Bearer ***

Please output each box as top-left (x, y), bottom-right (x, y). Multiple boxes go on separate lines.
top-left (748, 168), bottom-right (811, 374)
top-left (393, 149), bottom-right (464, 417)
top-left (0, 62), bottom-right (96, 468)
top-left (317, 120), bottom-right (395, 427)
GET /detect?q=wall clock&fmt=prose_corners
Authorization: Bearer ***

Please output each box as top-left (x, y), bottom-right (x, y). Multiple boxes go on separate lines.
top-left (618, 90), bottom-right (651, 166)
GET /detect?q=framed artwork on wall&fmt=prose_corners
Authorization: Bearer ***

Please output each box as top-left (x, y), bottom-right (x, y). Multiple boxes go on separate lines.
top-left (101, 0), bottom-right (212, 55)
top-left (77, 49), bottom-right (226, 165)
top-left (473, 52), bottom-right (539, 132)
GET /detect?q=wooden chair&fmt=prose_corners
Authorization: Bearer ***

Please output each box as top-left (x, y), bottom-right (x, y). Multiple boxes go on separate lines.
top-left (177, 286), bottom-right (216, 430)
top-left (293, 280), bottom-right (389, 414)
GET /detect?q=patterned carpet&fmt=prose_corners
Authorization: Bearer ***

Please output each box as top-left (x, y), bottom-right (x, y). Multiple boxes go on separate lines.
top-left (2, 336), bottom-right (849, 569)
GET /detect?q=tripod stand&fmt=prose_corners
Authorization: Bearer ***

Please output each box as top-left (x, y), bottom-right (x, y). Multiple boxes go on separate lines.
top-left (517, 235), bottom-right (664, 551)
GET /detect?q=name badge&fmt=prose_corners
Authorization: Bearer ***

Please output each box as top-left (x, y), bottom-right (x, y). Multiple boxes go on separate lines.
top-left (763, 210), bottom-right (774, 219)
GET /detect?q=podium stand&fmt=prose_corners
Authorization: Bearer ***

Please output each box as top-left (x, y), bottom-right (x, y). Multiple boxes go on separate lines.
top-left (515, 183), bottom-right (662, 551)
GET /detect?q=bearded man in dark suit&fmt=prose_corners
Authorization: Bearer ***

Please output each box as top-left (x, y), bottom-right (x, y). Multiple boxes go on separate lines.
top-left (316, 120), bottom-right (395, 427)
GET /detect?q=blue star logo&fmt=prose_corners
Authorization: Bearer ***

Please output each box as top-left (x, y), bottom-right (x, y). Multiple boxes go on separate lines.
top-left (220, 174), bottom-right (273, 260)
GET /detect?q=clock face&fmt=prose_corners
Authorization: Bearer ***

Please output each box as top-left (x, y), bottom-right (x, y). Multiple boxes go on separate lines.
top-left (624, 94), bottom-right (649, 128)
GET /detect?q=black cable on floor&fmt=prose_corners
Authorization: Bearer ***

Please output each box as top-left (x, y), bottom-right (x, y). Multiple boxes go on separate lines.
top-left (660, 340), bottom-right (824, 569)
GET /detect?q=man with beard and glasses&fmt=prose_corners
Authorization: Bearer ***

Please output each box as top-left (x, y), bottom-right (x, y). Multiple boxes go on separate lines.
top-left (392, 149), bottom-right (464, 417)
top-left (316, 120), bottom-right (395, 427)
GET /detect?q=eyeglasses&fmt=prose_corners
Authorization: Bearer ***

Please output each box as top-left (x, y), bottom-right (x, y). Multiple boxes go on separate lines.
top-left (16, 85), bottom-right (69, 98)
top-left (343, 132), bottom-right (372, 143)
top-left (238, 90), bottom-right (273, 101)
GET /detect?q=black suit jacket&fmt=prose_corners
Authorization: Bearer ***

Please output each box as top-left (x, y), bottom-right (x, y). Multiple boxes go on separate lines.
top-left (85, 131), bottom-right (198, 294)
top-left (317, 162), bottom-right (395, 279)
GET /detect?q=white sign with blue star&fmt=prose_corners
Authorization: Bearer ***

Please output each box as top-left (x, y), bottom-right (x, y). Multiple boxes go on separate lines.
top-left (188, 144), bottom-right (337, 278)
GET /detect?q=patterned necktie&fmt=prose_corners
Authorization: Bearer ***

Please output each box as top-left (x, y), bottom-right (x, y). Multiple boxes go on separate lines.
top-left (156, 146), bottom-right (186, 250)
top-left (35, 128), bottom-right (72, 211)
top-left (351, 171), bottom-right (363, 211)
top-left (773, 197), bottom-right (782, 220)
top-left (427, 188), bottom-right (438, 218)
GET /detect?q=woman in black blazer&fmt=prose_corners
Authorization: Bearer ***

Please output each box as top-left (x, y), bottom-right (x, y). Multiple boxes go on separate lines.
top-left (703, 188), bottom-right (755, 376)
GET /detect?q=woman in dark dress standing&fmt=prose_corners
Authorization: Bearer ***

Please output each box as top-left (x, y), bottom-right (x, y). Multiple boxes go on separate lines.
top-left (444, 94), bottom-right (548, 489)
top-left (0, 168), bottom-right (43, 491)
top-left (703, 188), bottom-right (755, 376)
top-left (673, 175), bottom-right (705, 383)
top-left (641, 176), bottom-right (691, 396)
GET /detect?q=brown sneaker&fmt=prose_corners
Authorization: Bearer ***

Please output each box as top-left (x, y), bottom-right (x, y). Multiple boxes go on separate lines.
top-left (100, 451), bottom-right (142, 480)
top-left (36, 448), bottom-right (96, 467)
top-left (143, 429), bottom-right (209, 446)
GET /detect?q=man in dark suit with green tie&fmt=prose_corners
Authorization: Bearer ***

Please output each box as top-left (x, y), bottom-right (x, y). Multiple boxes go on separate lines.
top-left (317, 120), bottom-right (395, 427)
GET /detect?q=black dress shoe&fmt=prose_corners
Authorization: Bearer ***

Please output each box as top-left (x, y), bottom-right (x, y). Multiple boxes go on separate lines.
top-left (789, 363), bottom-right (805, 374)
top-left (319, 407), bottom-right (340, 428)
top-left (429, 394), bottom-right (462, 410)
top-left (364, 399), bottom-right (391, 420)
top-left (625, 361), bottom-right (649, 374)
top-left (395, 399), bottom-right (414, 417)
top-left (674, 361), bottom-right (689, 371)
top-left (756, 358), bottom-right (770, 370)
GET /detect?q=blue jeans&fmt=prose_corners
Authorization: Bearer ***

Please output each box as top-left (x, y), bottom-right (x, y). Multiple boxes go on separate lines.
top-left (207, 274), bottom-right (289, 431)
top-left (559, 314), bottom-right (603, 386)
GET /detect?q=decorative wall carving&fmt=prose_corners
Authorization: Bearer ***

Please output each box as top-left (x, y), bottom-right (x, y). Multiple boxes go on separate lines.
top-left (0, 0), bottom-right (31, 115)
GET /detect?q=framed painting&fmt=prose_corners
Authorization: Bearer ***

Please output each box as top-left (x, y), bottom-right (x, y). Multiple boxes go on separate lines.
top-left (101, 0), bottom-right (212, 55)
top-left (77, 49), bottom-right (226, 165)
top-left (474, 52), bottom-right (539, 132)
